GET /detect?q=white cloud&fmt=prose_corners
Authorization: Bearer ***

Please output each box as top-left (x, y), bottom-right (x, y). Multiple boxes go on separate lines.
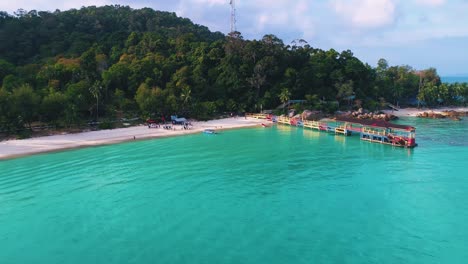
top-left (291, 0), bottom-right (317, 40)
top-left (0, 0), bottom-right (116, 13)
top-left (331, 0), bottom-right (396, 29)
top-left (189, 0), bottom-right (225, 6)
top-left (173, 0), bottom-right (318, 40)
top-left (414, 0), bottom-right (446, 7)
top-left (237, 0), bottom-right (317, 40)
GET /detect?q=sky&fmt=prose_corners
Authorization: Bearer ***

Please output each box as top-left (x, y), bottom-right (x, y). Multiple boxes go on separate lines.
top-left (1, 0), bottom-right (468, 75)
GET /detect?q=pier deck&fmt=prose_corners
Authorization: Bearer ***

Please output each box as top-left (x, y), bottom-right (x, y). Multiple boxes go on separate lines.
top-left (269, 115), bottom-right (417, 148)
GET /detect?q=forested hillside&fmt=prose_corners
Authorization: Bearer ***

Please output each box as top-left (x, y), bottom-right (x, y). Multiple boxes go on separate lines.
top-left (0, 5), bottom-right (467, 136)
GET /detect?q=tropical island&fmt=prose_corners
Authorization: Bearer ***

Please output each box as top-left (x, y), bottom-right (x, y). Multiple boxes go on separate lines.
top-left (0, 5), bottom-right (467, 143)
top-left (2, 4), bottom-right (468, 264)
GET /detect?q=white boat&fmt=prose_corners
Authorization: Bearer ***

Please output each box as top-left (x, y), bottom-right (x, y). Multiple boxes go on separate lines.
top-left (203, 129), bottom-right (216, 134)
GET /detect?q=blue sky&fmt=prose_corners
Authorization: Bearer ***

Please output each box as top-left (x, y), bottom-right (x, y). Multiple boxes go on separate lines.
top-left (1, 0), bottom-right (468, 75)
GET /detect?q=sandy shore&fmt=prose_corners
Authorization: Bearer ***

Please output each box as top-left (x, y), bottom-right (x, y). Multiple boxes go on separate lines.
top-left (382, 107), bottom-right (468, 117)
top-left (2, 108), bottom-right (466, 160)
top-left (0, 117), bottom-right (265, 160)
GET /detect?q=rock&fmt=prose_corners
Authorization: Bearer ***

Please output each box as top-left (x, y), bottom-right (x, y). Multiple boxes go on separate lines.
top-left (341, 108), bottom-right (400, 121)
top-left (302, 110), bottom-right (313, 120)
top-left (302, 110), bottom-right (324, 121)
top-left (442, 110), bottom-right (466, 118)
top-left (417, 111), bottom-right (452, 119)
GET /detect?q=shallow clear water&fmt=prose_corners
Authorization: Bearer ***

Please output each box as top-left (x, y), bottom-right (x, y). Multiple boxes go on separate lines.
top-left (1, 118), bottom-right (467, 264)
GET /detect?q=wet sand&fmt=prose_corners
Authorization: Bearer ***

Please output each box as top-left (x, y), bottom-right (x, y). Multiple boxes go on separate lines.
top-left (0, 117), bottom-right (265, 160)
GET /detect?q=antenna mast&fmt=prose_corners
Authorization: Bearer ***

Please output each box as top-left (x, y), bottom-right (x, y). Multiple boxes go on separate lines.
top-left (230, 0), bottom-right (237, 33)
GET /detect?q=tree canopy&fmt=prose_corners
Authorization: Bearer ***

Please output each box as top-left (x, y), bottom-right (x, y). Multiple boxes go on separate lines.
top-left (0, 5), bottom-right (465, 136)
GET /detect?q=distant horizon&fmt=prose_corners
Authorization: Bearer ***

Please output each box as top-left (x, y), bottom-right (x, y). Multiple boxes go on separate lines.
top-left (442, 74), bottom-right (468, 77)
top-left (441, 76), bottom-right (468, 84)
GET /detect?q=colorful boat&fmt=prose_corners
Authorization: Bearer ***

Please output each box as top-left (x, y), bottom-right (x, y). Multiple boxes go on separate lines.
top-left (335, 117), bottom-right (417, 148)
top-left (274, 115), bottom-right (417, 148)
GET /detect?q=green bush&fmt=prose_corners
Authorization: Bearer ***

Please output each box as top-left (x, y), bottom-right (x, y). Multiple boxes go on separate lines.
top-left (273, 109), bottom-right (284, 116)
top-left (98, 121), bottom-right (115, 130)
top-left (365, 100), bottom-right (380, 112)
top-left (16, 129), bottom-right (32, 139)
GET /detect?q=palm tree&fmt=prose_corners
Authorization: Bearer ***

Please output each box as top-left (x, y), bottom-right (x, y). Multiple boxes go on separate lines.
top-left (180, 86), bottom-right (192, 114)
top-left (278, 88), bottom-right (291, 114)
top-left (89, 81), bottom-right (102, 121)
top-left (393, 83), bottom-right (403, 106)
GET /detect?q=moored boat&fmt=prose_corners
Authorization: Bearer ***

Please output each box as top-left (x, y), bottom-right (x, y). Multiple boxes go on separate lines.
top-left (335, 117), bottom-right (417, 148)
top-left (203, 129), bottom-right (217, 134)
top-left (266, 114), bottom-right (418, 148)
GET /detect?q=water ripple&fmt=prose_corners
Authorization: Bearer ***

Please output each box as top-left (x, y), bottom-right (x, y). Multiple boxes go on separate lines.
top-left (0, 120), bottom-right (467, 264)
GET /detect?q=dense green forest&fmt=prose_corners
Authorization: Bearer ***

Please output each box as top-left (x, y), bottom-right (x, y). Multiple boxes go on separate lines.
top-left (0, 5), bottom-right (467, 136)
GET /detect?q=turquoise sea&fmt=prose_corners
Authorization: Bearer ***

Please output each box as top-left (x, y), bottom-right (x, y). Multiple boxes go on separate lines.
top-left (1, 118), bottom-right (467, 264)
top-left (442, 76), bottom-right (468, 84)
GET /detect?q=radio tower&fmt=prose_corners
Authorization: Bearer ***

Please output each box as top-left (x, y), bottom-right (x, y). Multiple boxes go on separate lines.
top-left (230, 0), bottom-right (237, 33)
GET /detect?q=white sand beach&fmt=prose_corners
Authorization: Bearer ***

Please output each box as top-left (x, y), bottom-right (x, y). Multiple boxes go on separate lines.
top-left (0, 117), bottom-right (265, 160)
top-left (2, 108), bottom-right (467, 160)
top-left (382, 107), bottom-right (468, 117)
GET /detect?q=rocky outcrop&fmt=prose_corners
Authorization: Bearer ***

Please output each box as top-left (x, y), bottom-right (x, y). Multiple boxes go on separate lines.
top-left (417, 110), bottom-right (466, 120)
top-left (298, 108), bottom-right (398, 121)
top-left (344, 108), bottom-right (397, 121)
top-left (442, 110), bottom-right (467, 117)
top-left (301, 110), bottom-right (325, 121)
top-left (417, 112), bottom-right (446, 119)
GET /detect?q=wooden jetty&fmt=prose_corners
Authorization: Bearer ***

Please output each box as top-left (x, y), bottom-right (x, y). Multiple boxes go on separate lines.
top-left (266, 115), bottom-right (417, 148)
top-left (336, 117), bottom-right (417, 148)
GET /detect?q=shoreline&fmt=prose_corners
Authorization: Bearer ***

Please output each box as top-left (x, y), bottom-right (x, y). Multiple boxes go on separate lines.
top-left (0, 117), bottom-right (265, 161)
top-left (382, 106), bottom-right (468, 117)
top-left (2, 106), bottom-right (467, 161)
